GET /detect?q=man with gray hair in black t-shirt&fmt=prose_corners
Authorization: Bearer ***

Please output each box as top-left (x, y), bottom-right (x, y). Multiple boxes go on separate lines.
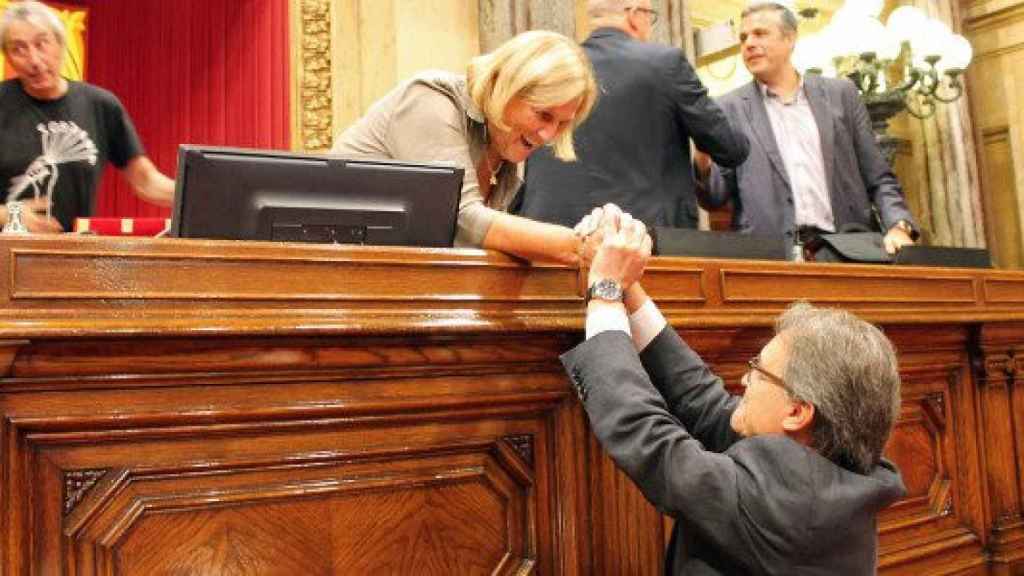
top-left (0, 0), bottom-right (175, 233)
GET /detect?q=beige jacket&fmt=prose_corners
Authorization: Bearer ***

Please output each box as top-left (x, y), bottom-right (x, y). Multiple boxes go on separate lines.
top-left (331, 70), bottom-right (521, 247)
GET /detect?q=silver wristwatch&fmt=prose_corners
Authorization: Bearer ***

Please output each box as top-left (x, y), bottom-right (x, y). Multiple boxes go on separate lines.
top-left (585, 278), bottom-right (624, 305)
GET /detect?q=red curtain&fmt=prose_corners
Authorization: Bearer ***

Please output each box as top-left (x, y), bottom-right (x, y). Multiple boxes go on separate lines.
top-left (68, 0), bottom-right (291, 219)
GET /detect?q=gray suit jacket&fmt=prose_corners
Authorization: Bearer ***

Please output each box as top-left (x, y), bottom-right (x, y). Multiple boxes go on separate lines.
top-left (698, 75), bottom-right (917, 244)
top-left (562, 327), bottom-right (906, 575)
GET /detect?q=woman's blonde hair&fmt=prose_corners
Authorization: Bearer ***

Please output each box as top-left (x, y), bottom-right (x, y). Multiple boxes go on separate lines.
top-left (467, 30), bottom-right (597, 161)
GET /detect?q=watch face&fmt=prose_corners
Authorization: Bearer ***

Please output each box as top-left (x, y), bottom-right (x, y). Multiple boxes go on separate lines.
top-left (591, 278), bottom-right (623, 302)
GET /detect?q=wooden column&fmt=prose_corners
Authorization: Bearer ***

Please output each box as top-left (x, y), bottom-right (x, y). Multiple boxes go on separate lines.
top-left (963, 0), bottom-right (1024, 269)
top-left (290, 0), bottom-right (334, 151)
top-left (478, 0), bottom-right (576, 50)
top-left (976, 324), bottom-right (1024, 572)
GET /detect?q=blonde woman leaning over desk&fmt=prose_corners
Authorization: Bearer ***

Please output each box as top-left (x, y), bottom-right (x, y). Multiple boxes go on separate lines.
top-left (333, 30), bottom-right (600, 266)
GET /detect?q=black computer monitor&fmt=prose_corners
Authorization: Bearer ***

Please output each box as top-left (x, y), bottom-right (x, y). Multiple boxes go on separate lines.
top-left (170, 145), bottom-right (463, 247)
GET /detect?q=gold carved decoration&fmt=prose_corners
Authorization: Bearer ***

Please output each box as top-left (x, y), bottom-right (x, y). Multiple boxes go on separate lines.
top-left (297, 0), bottom-right (333, 151)
top-left (982, 353), bottom-right (1013, 388)
top-left (503, 434), bottom-right (535, 468)
top-left (63, 469), bottom-right (107, 515)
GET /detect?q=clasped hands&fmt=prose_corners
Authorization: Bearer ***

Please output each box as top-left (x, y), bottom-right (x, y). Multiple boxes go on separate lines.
top-left (575, 203), bottom-right (652, 293)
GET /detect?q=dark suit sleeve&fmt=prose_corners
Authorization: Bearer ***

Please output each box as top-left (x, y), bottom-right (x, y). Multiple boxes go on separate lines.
top-left (662, 50), bottom-right (749, 168)
top-left (638, 326), bottom-right (742, 453)
top-left (843, 80), bottom-right (917, 232)
top-left (696, 161), bottom-right (738, 210)
top-left (561, 331), bottom-right (743, 522)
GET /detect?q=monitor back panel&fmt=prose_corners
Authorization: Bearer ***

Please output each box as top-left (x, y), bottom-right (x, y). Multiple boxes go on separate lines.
top-left (171, 146), bottom-right (462, 248)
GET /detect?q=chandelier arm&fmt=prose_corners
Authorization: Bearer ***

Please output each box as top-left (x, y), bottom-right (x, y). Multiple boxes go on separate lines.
top-left (863, 65), bottom-right (879, 94)
top-left (918, 68), bottom-right (941, 98)
top-left (903, 92), bottom-right (935, 120)
top-left (932, 76), bottom-right (965, 104)
top-left (890, 67), bottom-right (921, 98)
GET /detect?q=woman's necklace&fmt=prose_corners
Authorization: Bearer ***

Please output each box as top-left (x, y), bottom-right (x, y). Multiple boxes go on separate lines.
top-left (489, 159), bottom-right (503, 187)
top-left (484, 150), bottom-right (503, 187)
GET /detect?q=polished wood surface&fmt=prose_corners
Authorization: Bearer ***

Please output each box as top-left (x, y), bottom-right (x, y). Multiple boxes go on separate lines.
top-left (965, 0), bottom-right (1024, 269)
top-left (1, 235), bottom-right (1022, 575)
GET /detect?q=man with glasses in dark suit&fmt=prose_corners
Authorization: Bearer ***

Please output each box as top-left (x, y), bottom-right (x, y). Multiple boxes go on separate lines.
top-left (564, 204), bottom-right (906, 574)
top-left (517, 0), bottom-right (749, 231)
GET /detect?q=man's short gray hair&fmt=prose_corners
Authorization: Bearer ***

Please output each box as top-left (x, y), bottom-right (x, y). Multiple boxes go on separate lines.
top-left (742, 2), bottom-right (799, 35)
top-left (587, 0), bottom-right (633, 20)
top-left (776, 302), bottom-right (901, 474)
top-left (0, 0), bottom-right (67, 49)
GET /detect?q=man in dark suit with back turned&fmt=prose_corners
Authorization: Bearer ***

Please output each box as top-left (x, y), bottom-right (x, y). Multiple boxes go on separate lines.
top-left (695, 1), bottom-right (919, 259)
top-left (565, 204), bottom-right (906, 574)
top-left (517, 0), bottom-right (749, 230)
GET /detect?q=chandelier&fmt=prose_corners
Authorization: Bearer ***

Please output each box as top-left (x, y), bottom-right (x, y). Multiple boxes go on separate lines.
top-left (793, 1), bottom-right (973, 121)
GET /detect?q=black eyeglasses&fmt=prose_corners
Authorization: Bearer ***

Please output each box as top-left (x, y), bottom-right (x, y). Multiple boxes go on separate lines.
top-left (746, 355), bottom-right (787, 389)
top-left (626, 6), bottom-right (659, 25)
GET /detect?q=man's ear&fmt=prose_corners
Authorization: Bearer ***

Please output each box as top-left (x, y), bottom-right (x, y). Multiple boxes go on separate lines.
top-left (782, 400), bottom-right (814, 433)
top-left (624, 10), bottom-right (642, 37)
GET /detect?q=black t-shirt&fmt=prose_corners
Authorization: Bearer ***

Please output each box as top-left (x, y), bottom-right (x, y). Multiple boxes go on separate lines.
top-left (0, 79), bottom-right (144, 230)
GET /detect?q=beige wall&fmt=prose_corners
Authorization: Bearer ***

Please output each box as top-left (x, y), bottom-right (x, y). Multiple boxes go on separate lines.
top-left (965, 0), bottom-right (1024, 268)
top-left (690, 0), bottom-right (844, 96)
top-left (333, 0), bottom-right (481, 137)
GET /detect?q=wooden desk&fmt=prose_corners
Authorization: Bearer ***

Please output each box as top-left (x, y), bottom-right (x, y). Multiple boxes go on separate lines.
top-left (1, 235), bottom-right (1021, 575)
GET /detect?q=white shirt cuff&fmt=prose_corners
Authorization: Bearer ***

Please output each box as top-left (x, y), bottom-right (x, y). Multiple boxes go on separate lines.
top-left (629, 298), bottom-right (667, 352)
top-left (585, 303), bottom-right (631, 340)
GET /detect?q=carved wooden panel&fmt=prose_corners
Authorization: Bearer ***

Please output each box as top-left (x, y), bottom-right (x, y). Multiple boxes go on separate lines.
top-left (62, 448), bottom-right (533, 574)
top-left (719, 268), bottom-right (977, 304)
top-left (4, 237), bottom-right (1024, 574)
top-left (984, 276), bottom-right (1024, 303)
top-left (585, 433), bottom-right (667, 575)
top-left (876, 326), bottom-right (989, 574)
top-left (3, 237), bottom-right (1024, 340)
top-left (1, 332), bottom-right (581, 575)
top-left (976, 323), bottom-right (1024, 570)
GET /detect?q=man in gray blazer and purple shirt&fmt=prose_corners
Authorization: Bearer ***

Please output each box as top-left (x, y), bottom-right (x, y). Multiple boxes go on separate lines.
top-left (564, 205), bottom-right (906, 574)
top-left (695, 1), bottom-right (919, 259)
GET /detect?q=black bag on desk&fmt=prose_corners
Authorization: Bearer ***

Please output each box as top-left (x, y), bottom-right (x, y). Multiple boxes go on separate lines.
top-left (811, 234), bottom-right (993, 268)
top-left (810, 232), bottom-right (892, 263)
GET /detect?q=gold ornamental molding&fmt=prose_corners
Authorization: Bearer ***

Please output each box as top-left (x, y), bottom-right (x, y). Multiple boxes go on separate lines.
top-left (965, 1), bottom-right (1024, 34)
top-left (291, 0), bottom-right (333, 151)
top-left (63, 469), bottom-right (108, 515)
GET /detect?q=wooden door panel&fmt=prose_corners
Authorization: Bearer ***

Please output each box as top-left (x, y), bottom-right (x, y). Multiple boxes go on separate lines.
top-left (1, 337), bottom-right (574, 576)
top-left (57, 450), bottom-right (532, 575)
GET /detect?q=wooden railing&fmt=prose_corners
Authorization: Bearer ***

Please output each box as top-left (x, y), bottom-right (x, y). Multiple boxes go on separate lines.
top-left (1, 235), bottom-right (1021, 575)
